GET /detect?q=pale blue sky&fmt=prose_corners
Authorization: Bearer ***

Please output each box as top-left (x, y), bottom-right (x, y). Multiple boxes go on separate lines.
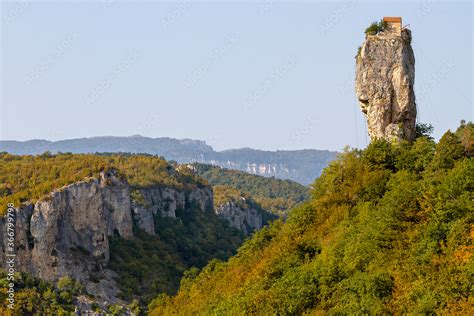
top-left (1, 0), bottom-right (472, 151)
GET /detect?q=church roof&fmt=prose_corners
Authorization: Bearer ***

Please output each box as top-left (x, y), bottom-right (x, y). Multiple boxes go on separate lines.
top-left (383, 17), bottom-right (402, 23)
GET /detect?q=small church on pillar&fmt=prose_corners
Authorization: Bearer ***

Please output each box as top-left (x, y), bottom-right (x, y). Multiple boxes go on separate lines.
top-left (383, 17), bottom-right (402, 35)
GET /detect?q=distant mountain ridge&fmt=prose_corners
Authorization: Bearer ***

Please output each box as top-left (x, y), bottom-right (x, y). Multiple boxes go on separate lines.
top-left (0, 136), bottom-right (337, 184)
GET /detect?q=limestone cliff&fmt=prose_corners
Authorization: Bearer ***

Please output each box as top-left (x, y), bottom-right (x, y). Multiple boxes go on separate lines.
top-left (213, 185), bottom-right (275, 235)
top-left (0, 170), bottom-right (213, 303)
top-left (215, 200), bottom-right (264, 235)
top-left (355, 27), bottom-right (416, 141)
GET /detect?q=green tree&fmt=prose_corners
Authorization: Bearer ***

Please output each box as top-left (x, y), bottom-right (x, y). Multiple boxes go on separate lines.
top-left (430, 131), bottom-right (465, 170)
top-left (362, 139), bottom-right (396, 170)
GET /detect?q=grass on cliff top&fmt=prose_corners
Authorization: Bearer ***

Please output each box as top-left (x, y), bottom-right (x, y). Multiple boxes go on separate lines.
top-left (213, 184), bottom-right (277, 227)
top-left (149, 122), bottom-right (474, 315)
top-left (213, 185), bottom-right (256, 209)
top-left (0, 153), bottom-right (207, 215)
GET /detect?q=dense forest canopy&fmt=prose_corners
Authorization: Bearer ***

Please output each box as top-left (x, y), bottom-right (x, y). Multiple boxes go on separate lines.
top-left (150, 122), bottom-right (473, 315)
top-left (109, 203), bottom-right (244, 306)
top-left (0, 153), bottom-right (206, 215)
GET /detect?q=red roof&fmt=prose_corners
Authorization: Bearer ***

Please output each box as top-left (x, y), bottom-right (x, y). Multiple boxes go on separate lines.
top-left (383, 17), bottom-right (402, 23)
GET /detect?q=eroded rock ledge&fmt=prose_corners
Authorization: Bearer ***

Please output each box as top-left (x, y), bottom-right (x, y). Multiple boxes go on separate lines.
top-left (0, 170), bottom-right (213, 303)
top-left (215, 200), bottom-right (264, 235)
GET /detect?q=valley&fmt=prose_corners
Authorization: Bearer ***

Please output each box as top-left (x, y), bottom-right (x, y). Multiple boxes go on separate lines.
top-left (0, 153), bottom-right (309, 314)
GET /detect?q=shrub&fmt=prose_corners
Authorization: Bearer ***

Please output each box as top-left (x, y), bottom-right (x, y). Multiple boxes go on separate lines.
top-left (365, 19), bottom-right (388, 36)
top-left (355, 45), bottom-right (362, 59)
top-left (362, 139), bottom-right (396, 170)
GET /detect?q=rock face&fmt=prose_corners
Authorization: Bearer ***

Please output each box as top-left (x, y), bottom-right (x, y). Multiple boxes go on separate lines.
top-left (355, 27), bottom-right (416, 142)
top-left (28, 170), bottom-right (132, 301)
top-left (0, 170), bottom-right (213, 302)
top-left (215, 201), bottom-right (263, 235)
top-left (137, 187), bottom-right (186, 219)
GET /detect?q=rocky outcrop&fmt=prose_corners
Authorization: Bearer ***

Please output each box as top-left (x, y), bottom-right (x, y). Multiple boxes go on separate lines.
top-left (137, 187), bottom-right (186, 219)
top-left (24, 171), bottom-right (132, 301)
top-left (131, 204), bottom-right (156, 235)
top-left (189, 187), bottom-right (213, 211)
top-left (215, 200), bottom-right (264, 235)
top-left (131, 186), bottom-right (212, 234)
top-left (355, 27), bottom-right (416, 142)
top-left (0, 170), bottom-right (213, 303)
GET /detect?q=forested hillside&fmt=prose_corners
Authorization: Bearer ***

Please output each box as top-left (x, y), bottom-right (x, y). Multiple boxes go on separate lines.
top-left (0, 137), bottom-right (337, 184)
top-left (0, 153), bottom-right (205, 216)
top-left (0, 153), bottom-right (244, 314)
top-left (150, 122), bottom-right (473, 315)
top-left (0, 152), bottom-right (312, 313)
top-left (193, 163), bottom-right (310, 216)
top-left (108, 203), bottom-right (243, 303)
